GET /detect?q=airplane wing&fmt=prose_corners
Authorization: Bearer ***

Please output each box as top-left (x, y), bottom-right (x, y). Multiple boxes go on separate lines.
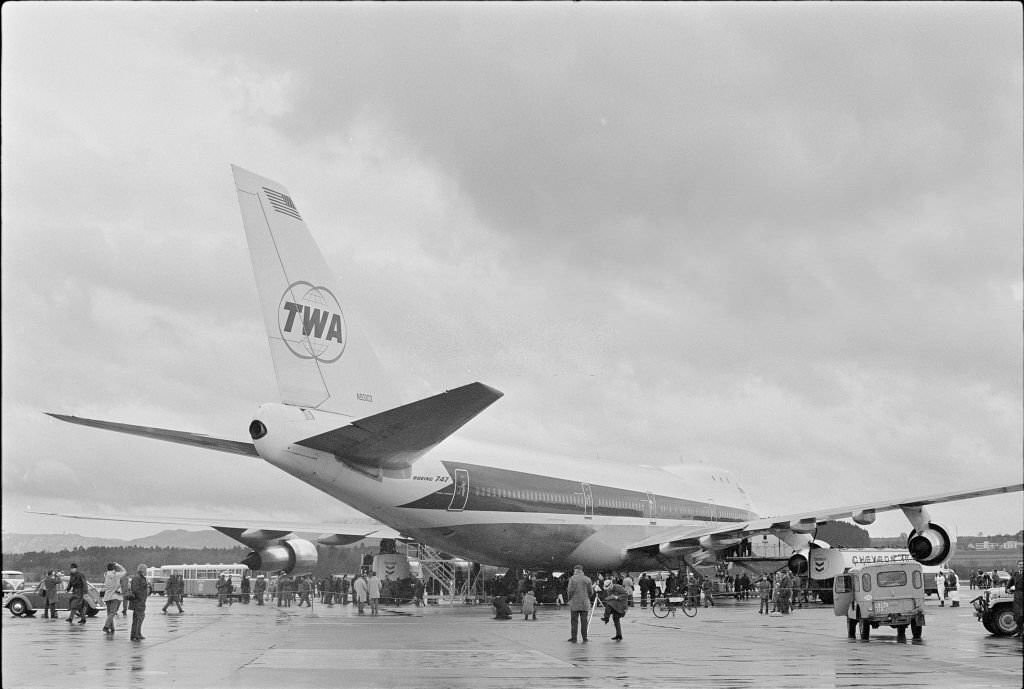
top-left (26, 510), bottom-right (402, 546)
top-left (45, 414), bottom-right (258, 457)
top-left (625, 482), bottom-right (1024, 554)
top-left (296, 382), bottom-right (503, 472)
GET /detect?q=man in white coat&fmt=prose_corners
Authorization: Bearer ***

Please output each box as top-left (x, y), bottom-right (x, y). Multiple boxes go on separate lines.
top-left (353, 573), bottom-right (369, 615)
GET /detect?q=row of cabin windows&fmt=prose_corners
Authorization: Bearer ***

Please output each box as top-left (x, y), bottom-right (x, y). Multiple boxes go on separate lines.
top-left (467, 485), bottom-right (740, 520)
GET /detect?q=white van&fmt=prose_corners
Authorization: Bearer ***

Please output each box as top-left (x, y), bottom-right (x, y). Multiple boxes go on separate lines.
top-left (833, 561), bottom-right (926, 641)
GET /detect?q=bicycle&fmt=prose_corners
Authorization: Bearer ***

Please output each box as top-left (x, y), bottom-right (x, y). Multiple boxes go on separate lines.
top-left (651, 593), bottom-right (698, 618)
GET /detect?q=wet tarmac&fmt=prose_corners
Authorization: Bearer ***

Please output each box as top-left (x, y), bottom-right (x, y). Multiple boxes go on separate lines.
top-left (2, 596), bottom-right (1020, 689)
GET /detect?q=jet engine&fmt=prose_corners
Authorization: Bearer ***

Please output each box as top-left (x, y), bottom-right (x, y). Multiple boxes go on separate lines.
top-left (906, 522), bottom-right (954, 566)
top-left (241, 538), bottom-right (318, 573)
top-left (787, 539), bottom-right (830, 576)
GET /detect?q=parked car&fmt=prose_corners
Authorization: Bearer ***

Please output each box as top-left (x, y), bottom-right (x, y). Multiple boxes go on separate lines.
top-left (4, 578), bottom-right (102, 618)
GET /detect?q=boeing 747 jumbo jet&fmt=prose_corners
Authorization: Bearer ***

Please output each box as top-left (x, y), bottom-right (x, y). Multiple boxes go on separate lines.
top-left (44, 166), bottom-right (1022, 576)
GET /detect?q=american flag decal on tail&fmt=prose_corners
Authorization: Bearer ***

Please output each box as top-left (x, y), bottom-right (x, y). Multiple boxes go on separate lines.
top-left (263, 187), bottom-right (303, 221)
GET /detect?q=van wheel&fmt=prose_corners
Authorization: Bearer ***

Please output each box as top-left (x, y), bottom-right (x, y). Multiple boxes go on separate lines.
top-left (846, 618), bottom-right (857, 638)
top-left (859, 619), bottom-right (871, 640)
top-left (911, 620), bottom-right (923, 640)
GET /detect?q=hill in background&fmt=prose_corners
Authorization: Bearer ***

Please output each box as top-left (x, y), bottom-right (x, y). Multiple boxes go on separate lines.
top-left (1, 529), bottom-right (237, 554)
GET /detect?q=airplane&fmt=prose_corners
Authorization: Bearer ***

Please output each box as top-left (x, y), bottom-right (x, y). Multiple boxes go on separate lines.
top-left (44, 165), bottom-right (1023, 577)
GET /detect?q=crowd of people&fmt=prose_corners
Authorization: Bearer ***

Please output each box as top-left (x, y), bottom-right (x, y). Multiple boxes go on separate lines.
top-left (22, 559), bottom-right (1022, 645)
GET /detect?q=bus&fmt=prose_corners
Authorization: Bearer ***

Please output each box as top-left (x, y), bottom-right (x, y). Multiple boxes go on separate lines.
top-left (156, 564), bottom-right (250, 597)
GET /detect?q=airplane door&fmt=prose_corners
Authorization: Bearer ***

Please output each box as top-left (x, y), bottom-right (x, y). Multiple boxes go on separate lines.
top-left (448, 469), bottom-right (469, 512)
top-left (581, 483), bottom-right (594, 519)
top-left (645, 492), bottom-right (657, 525)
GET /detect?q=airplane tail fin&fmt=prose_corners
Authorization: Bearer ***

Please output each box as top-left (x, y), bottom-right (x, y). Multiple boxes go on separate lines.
top-left (232, 165), bottom-right (399, 417)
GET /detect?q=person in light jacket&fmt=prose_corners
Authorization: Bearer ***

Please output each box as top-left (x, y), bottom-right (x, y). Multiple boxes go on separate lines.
top-left (353, 573), bottom-right (369, 615)
top-left (367, 571), bottom-right (382, 616)
top-left (101, 562), bottom-right (126, 634)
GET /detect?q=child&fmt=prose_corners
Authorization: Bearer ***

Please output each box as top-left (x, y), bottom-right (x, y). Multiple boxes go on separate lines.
top-left (522, 589), bottom-right (537, 620)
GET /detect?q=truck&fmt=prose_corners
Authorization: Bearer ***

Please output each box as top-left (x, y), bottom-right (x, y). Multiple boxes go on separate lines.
top-left (970, 586), bottom-right (1020, 636)
top-left (833, 561), bottom-right (926, 641)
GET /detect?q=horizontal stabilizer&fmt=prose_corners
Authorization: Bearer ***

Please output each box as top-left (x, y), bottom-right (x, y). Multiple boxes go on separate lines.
top-left (46, 414), bottom-right (258, 457)
top-left (296, 382), bottom-right (503, 472)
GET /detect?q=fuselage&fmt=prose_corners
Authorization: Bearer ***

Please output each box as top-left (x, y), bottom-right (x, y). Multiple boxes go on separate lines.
top-left (253, 403), bottom-right (758, 570)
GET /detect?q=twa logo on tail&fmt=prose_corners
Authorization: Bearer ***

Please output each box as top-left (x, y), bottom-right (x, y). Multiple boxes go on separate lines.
top-left (278, 281), bottom-right (347, 363)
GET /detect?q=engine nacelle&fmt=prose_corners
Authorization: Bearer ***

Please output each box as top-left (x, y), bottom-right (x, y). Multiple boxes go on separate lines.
top-left (906, 522), bottom-right (954, 566)
top-left (242, 538), bottom-right (318, 574)
top-left (787, 539), bottom-right (830, 576)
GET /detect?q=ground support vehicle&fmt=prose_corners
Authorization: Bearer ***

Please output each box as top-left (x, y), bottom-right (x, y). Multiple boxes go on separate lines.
top-left (4, 579), bottom-right (102, 618)
top-left (970, 587), bottom-right (1020, 637)
top-left (651, 594), bottom-right (698, 619)
top-left (833, 561), bottom-right (926, 641)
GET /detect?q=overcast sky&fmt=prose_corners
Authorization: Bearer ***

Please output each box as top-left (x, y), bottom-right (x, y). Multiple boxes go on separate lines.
top-left (3, 3), bottom-right (1022, 544)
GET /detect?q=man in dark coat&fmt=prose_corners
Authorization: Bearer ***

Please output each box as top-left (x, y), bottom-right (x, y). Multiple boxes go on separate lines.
top-left (1011, 560), bottom-right (1023, 638)
top-left (40, 570), bottom-right (60, 619)
top-left (601, 580), bottom-right (629, 640)
top-left (566, 564), bottom-right (593, 643)
top-left (129, 564), bottom-right (149, 641)
top-left (65, 563), bottom-right (88, 624)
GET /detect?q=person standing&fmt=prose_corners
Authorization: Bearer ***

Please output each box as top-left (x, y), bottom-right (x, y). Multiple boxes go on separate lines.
top-left (162, 573), bottom-right (184, 614)
top-left (601, 579), bottom-right (629, 641)
top-left (935, 570), bottom-right (946, 607)
top-left (40, 570), bottom-right (60, 619)
top-left (297, 575), bottom-right (312, 607)
top-left (755, 575), bottom-right (771, 615)
top-left (217, 574), bottom-right (231, 607)
top-left (522, 588), bottom-right (537, 621)
top-left (120, 569), bottom-right (131, 617)
top-left (129, 564), bottom-right (149, 641)
top-left (253, 575), bottom-right (267, 605)
top-left (566, 564), bottom-right (593, 643)
top-left (65, 563), bottom-right (88, 624)
top-left (368, 571), bottom-right (382, 616)
top-left (1009, 560), bottom-right (1023, 638)
top-left (701, 577), bottom-right (715, 608)
top-left (622, 573), bottom-right (634, 607)
top-left (101, 562), bottom-right (126, 634)
top-left (353, 573), bottom-right (368, 615)
top-left (240, 573), bottom-right (251, 604)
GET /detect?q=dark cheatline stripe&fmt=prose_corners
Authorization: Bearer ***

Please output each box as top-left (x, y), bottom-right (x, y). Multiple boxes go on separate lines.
top-left (396, 460), bottom-right (754, 523)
